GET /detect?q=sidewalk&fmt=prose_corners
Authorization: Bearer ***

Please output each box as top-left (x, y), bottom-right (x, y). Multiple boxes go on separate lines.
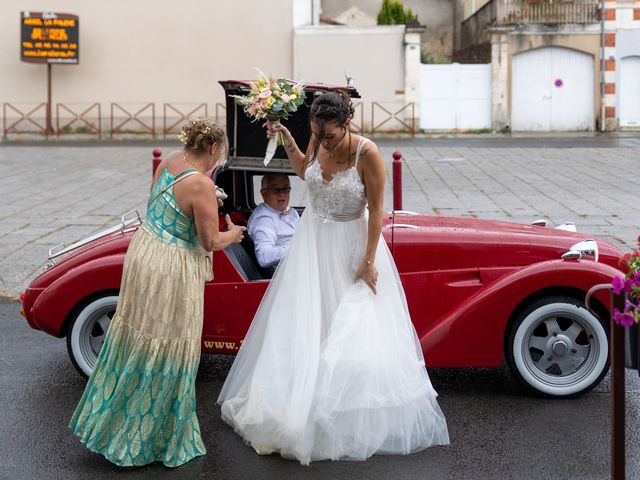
top-left (1, 138), bottom-right (639, 299)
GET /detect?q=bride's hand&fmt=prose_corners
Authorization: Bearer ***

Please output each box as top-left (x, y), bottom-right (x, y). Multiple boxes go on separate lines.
top-left (355, 260), bottom-right (378, 295)
top-left (263, 120), bottom-right (288, 139)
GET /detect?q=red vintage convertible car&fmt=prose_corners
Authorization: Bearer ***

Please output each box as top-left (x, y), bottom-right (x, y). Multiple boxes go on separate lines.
top-left (21, 81), bottom-right (624, 398)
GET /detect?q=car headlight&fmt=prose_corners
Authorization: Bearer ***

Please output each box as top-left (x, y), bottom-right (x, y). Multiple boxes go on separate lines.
top-left (555, 222), bottom-right (577, 232)
top-left (561, 239), bottom-right (599, 262)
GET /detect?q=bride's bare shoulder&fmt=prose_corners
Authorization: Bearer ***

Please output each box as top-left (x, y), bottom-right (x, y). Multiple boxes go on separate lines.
top-left (358, 138), bottom-right (382, 164)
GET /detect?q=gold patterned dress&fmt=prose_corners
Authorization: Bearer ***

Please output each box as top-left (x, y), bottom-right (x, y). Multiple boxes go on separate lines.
top-left (69, 163), bottom-right (212, 467)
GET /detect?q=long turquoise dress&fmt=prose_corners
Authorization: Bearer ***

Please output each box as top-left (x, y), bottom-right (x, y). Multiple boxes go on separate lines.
top-left (70, 160), bottom-right (213, 467)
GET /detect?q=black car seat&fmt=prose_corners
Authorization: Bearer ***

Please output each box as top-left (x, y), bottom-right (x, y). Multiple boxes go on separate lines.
top-left (224, 242), bottom-right (264, 281)
top-left (241, 234), bottom-right (276, 279)
top-left (223, 235), bottom-right (276, 281)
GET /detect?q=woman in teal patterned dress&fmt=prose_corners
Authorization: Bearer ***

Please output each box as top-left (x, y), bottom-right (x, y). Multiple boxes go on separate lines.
top-left (69, 119), bottom-right (246, 467)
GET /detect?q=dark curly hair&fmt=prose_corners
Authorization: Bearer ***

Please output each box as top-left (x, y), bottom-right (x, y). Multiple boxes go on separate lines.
top-left (309, 90), bottom-right (354, 161)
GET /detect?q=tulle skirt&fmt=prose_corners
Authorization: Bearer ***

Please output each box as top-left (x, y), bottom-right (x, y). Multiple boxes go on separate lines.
top-left (217, 210), bottom-right (449, 465)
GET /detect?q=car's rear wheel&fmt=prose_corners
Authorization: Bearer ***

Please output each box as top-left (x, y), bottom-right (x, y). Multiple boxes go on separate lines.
top-left (506, 296), bottom-right (609, 398)
top-left (66, 295), bottom-right (118, 378)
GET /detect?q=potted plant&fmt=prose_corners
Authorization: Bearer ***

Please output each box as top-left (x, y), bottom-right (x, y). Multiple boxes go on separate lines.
top-left (613, 235), bottom-right (640, 371)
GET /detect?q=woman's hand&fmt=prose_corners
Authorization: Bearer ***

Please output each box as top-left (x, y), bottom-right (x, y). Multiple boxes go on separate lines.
top-left (215, 186), bottom-right (227, 207)
top-left (264, 120), bottom-right (289, 140)
top-left (355, 259), bottom-right (379, 295)
top-left (264, 120), bottom-right (307, 179)
top-left (225, 214), bottom-right (246, 244)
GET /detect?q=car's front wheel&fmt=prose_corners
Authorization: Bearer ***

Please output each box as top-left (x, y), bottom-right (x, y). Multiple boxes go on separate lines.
top-left (506, 296), bottom-right (609, 398)
top-left (66, 295), bottom-right (118, 378)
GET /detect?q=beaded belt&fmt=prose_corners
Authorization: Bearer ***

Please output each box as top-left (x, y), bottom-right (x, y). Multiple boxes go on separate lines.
top-left (311, 207), bottom-right (365, 223)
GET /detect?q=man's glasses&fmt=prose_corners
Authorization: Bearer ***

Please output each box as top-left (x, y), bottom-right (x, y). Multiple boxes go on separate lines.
top-left (266, 187), bottom-right (291, 195)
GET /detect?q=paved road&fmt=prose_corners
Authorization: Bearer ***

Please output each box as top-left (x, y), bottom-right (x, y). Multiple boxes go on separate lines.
top-left (1, 136), bottom-right (640, 479)
top-left (1, 136), bottom-right (639, 298)
top-left (1, 301), bottom-right (639, 480)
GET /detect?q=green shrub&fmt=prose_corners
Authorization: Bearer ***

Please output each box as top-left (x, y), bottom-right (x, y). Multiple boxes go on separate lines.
top-left (421, 49), bottom-right (450, 64)
top-left (377, 0), bottom-right (417, 25)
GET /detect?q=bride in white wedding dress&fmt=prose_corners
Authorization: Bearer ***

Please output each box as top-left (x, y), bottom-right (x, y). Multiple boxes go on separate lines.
top-left (217, 91), bottom-right (449, 465)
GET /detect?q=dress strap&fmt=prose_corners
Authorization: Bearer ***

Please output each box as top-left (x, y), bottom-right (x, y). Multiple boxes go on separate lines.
top-left (174, 167), bottom-right (199, 176)
top-left (354, 137), bottom-right (368, 167)
top-left (148, 170), bottom-right (200, 206)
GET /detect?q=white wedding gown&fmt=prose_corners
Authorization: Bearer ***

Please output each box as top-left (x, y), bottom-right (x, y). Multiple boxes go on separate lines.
top-left (218, 138), bottom-right (449, 465)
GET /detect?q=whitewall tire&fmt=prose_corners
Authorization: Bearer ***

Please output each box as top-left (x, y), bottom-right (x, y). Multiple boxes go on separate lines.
top-left (66, 295), bottom-right (118, 378)
top-left (506, 296), bottom-right (609, 398)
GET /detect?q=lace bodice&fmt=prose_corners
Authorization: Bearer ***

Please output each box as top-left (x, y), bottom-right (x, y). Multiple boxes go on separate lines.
top-left (305, 137), bottom-right (368, 222)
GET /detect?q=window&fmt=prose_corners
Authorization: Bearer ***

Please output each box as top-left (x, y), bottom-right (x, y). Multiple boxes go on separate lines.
top-left (252, 174), bottom-right (307, 208)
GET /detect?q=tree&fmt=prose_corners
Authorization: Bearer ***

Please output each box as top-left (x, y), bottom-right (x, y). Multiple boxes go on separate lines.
top-left (376, 0), bottom-right (418, 25)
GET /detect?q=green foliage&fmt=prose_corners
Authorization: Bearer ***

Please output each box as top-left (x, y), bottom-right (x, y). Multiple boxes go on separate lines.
top-left (377, 0), bottom-right (417, 25)
top-left (421, 49), bottom-right (450, 64)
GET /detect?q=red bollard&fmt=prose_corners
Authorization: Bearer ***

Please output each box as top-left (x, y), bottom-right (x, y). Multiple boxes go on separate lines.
top-left (392, 150), bottom-right (403, 211)
top-left (152, 148), bottom-right (162, 177)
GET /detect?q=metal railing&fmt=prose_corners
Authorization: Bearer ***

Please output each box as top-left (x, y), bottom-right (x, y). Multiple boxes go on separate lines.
top-left (502, 0), bottom-right (600, 24)
top-left (214, 102), bottom-right (227, 127)
top-left (162, 103), bottom-right (208, 139)
top-left (586, 286), bottom-right (636, 480)
top-left (371, 102), bottom-right (417, 137)
top-left (3, 103), bottom-right (49, 138)
top-left (110, 102), bottom-right (155, 138)
top-left (349, 102), bottom-right (364, 134)
top-left (2, 101), bottom-right (419, 139)
top-left (56, 103), bottom-right (101, 138)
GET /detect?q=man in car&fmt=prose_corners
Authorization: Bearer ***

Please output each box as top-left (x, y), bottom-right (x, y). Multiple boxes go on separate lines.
top-left (247, 173), bottom-right (300, 268)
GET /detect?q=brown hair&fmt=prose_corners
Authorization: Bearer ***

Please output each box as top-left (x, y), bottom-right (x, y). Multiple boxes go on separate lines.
top-left (308, 90), bottom-right (355, 161)
top-left (178, 118), bottom-right (228, 161)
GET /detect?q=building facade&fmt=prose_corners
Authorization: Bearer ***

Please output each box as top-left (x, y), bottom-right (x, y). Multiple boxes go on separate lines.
top-left (1, 0), bottom-right (415, 136)
top-left (456, 0), bottom-right (640, 131)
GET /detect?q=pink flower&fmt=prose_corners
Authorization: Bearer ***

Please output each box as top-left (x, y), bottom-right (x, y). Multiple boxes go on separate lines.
top-left (258, 90), bottom-right (272, 99)
top-left (625, 279), bottom-right (634, 293)
top-left (247, 103), bottom-right (261, 116)
top-left (613, 308), bottom-right (636, 327)
top-left (619, 252), bottom-right (632, 268)
top-left (612, 276), bottom-right (625, 294)
top-left (281, 93), bottom-right (290, 104)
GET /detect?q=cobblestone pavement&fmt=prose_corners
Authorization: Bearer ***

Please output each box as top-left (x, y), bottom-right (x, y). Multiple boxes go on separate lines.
top-left (1, 139), bottom-right (639, 298)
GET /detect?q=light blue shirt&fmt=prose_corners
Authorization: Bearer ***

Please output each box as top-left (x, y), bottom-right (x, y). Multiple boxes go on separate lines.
top-left (247, 203), bottom-right (300, 268)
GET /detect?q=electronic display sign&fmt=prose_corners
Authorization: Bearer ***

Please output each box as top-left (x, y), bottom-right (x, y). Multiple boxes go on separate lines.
top-left (21, 11), bottom-right (79, 64)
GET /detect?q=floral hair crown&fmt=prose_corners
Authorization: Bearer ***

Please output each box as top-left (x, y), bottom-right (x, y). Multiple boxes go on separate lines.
top-left (177, 122), bottom-right (217, 145)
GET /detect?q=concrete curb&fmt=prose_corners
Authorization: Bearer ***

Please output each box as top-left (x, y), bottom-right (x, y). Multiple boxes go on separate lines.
top-left (0, 290), bottom-right (20, 303)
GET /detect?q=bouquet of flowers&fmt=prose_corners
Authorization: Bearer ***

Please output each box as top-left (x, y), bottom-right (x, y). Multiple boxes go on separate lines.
top-left (233, 70), bottom-right (305, 166)
top-left (612, 234), bottom-right (640, 326)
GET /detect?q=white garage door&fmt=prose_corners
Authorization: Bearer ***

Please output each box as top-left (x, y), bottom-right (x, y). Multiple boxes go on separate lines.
top-left (620, 56), bottom-right (640, 127)
top-left (512, 47), bottom-right (594, 131)
top-left (420, 63), bottom-right (491, 130)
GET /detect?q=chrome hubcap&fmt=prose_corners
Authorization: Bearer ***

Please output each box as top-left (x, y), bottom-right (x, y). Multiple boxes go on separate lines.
top-left (551, 338), bottom-right (569, 356)
top-left (525, 315), bottom-right (593, 378)
top-left (79, 307), bottom-right (114, 369)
